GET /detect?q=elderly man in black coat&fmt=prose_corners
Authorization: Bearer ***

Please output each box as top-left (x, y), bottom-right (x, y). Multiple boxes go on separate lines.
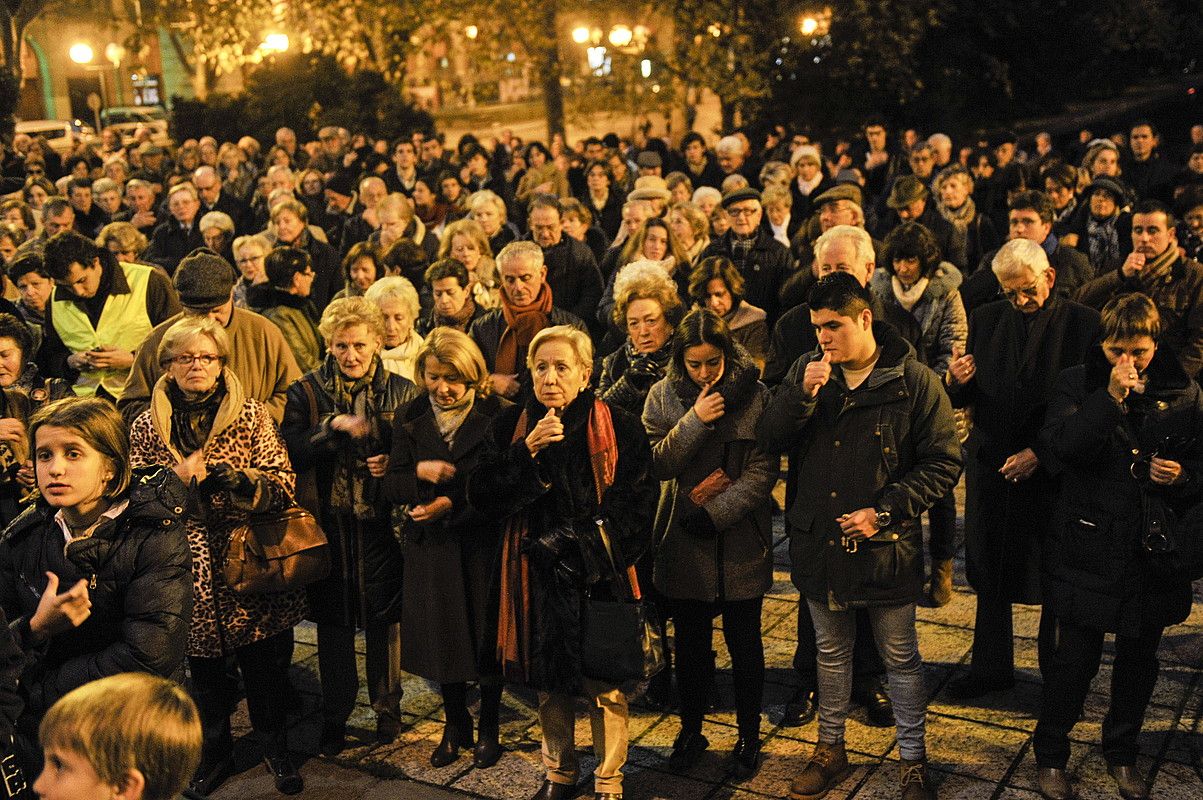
top-left (877, 176), bottom-right (965, 271)
top-left (524, 195), bottom-right (604, 335)
top-left (945, 238), bottom-right (1100, 701)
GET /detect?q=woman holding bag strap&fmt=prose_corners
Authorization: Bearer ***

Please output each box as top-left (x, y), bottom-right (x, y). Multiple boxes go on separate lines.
top-left (641, 308), bottom-right (775, 780)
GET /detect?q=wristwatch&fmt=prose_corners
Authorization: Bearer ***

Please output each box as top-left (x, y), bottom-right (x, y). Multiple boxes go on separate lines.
top-left (873, 508), bottom-right (893, 530)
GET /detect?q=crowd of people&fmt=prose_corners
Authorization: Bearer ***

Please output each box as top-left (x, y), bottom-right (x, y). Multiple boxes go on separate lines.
top-left (0, 114), bottom-right (1200, 800)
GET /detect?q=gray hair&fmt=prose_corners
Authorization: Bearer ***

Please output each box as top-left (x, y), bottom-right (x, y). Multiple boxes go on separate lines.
top-left (992, 238), bottom-right (1050, 280)
top-left (496, 240), bottom-right (544, 272)
top-left (927, 133), bottom-right (952, 152)
top-left (692, 186), bottom-right (721, 206)
top-left (199, 211), bottom-right (235, 235)
top-left (715, 135), bottom-right (744, 156)
top-left (233, 233), bottom-right (271, 257)
top-left (467, 189), bottom-right (508, 221)
top-left (364, 275), bottom-right (421, 320)
top-left (157, 316), bottom-right (230, 366)
top-left (813, 225), bottom-right (875, 269)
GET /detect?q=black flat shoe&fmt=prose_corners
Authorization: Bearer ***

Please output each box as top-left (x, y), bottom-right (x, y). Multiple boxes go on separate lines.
top-left (430, 725), bottom-right (474, 768)
top-left (319, 720), bottom-right (346, 757)
top-left (529, 779), bottom-right (577, 800)
top-left (852, 683), bottom-right (895, 728)
top-left (264, 754), bottom-right (304, 795)
top-left (188, 752), bottom-right (234, 796)
top-left (376, 712), bottom-right (402, 745)
top-left (667, 731), bottom-right (709, 772)
top-left (730, 737), bottom-right (762, 780)
top-left (780, 686), bottom-right (817, 727)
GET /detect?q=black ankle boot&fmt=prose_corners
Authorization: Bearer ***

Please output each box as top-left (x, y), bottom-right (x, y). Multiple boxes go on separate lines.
top-left (430, 722), bottom-right (474, 767)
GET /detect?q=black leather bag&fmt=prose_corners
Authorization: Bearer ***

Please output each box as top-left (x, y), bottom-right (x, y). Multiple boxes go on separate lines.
top-left (580, 520), bottom-right (666, 685)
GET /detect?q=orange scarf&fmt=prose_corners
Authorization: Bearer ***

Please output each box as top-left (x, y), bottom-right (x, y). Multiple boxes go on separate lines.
top-left (495, 283), bottom-right (553, 375)
top-left (497, 397), bottom-right (621, 684)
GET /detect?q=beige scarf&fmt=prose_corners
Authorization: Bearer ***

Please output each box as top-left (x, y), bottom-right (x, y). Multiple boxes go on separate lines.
top-left (892, 276), bottom-right (930, 312)
top-left (430, 389), bottom-right (475, 448)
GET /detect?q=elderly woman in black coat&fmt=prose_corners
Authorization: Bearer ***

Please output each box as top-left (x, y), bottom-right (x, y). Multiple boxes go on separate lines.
top-left (281, 297), bottom-right (419, 753)
top-left (468, 325), bottom-right (657, 800)
top-left (596, 261), bottom-right (682, 416)
top-left (383, 328), bottom-right (510, 770)
top-left (642, 309), bottom-right (775, 779)
top-left (1033, 294), bottom-right (1203, 800)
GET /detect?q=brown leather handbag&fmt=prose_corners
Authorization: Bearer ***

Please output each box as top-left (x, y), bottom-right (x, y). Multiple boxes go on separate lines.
top-left (224, 506), bottom-right (330, 597)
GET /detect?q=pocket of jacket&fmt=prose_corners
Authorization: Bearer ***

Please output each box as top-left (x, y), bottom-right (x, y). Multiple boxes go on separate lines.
top-left (1062, 514), bottom-right (1112, 572)
top-left (877, 423), bottom-right (900, 476)
top-left (858, 537), bottom-right (901, 590)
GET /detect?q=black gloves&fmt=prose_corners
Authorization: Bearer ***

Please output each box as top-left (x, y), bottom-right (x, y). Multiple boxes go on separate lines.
top-left (203, 463), bottom-right (256, 497)
top-left (624, 357), bottom-right (662, 389)
top-left (524, 526), bottom-right (582, 582)
top-left (682, 507), bottom-right (720, 538)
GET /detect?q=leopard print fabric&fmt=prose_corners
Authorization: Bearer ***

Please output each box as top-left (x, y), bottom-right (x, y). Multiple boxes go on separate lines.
top-left (130, 397), bottom-right (307, 658)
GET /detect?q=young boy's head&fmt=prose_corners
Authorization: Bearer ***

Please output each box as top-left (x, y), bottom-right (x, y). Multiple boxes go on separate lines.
top-left (36, 673), bottom-right (202, 800)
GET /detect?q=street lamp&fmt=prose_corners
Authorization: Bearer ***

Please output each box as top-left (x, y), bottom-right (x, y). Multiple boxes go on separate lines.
top-left (800, 17), bottom-right (818, 35)
top-left (262, 32), bottom-right (289, 52)
top-left (69, 43), bottom-right (94, 64)
top-left (465, 25), bottom-right (479, 40)
top-left (608, 25), bottom-right (633, 48)
top-left (571, 26), bottom-right (591, 44)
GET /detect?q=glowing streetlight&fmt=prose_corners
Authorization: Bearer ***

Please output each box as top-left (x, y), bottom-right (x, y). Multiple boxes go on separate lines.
top-left (800, 16), bottom-right (819, 35)
top-left (465, 25), bottom-right (479, 40)
top-left (571, 26), bottom-right (591, 44)
top-left (262, 32), bottom-right (289, 52)
top-left (707, 24), bottom-right (722, 38)
top-left (608, 25), bottom-right (633, 48)
top-left (640, 59), bottom-right (652, 78)
top-left (69, 43), bottom-right (94, 64)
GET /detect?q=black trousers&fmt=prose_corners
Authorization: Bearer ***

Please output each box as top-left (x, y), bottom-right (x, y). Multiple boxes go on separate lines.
top-left (189, 629), bottom-right (294, 757)
top-left (926, 490), bottom-right (959, 562)
top-left (317, 621), bottom-right (400, 724)
top-left (672, 596), bottom-right (764, 740)
top-left (967, 588), bottom-right (1057, 681)
top-left (1033, 620), bottom-right (1163, 768)
top-left (793, 602), bottom-right (884, 690)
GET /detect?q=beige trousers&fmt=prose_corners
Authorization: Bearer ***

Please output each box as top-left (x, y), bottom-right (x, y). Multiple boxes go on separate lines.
top-left (537, 678), bottom-right (629, 793)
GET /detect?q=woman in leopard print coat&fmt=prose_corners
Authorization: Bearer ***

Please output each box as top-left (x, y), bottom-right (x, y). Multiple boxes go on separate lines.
top-left (128, 316), bottom-right (305, 795)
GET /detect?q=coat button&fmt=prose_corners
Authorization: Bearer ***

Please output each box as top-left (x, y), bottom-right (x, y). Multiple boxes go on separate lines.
top-left (834, 440), bottom-right (841, 447)
top-left (830, 491), bottom-right (837, 498)
top-left (174, 506), bottom-right (183, 514)
top-left (883, 447), bottom-right (891, 454)
top-left (161, 519), bottom-right (172, 527)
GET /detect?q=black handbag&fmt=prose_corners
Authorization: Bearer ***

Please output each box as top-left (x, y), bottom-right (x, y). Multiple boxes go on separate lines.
top-left (580, 519), bottom-right (666, 685)
top-left (0, 741), bottom-right (31, 800)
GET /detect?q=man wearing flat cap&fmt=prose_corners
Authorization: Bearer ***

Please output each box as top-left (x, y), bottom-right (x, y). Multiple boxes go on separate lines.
top-left (879, 175), bottom-right (964, 270)
top-left (635, 150), bottom-right (663, 177)
top-left (699, 187), bottom-right (794, 324)
top-left (119, 248), bottom-right (301, 425)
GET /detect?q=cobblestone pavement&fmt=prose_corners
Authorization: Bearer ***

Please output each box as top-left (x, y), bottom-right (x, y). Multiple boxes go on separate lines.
top-left (214, 483), bottom-right (1203, 799)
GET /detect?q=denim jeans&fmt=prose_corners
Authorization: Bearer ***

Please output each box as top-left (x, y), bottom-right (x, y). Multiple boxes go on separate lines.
top-left (807, 600), bottom-right (927, 760)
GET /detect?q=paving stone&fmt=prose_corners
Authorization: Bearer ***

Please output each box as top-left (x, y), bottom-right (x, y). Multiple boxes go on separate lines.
top-left (924, 712), bottom-right (1030, 783)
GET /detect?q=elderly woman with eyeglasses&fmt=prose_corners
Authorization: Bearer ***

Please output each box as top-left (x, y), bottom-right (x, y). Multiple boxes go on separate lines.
top-left (128, 315), bottom-right (305, 795)
top-left (1032, 293), bottom-right (1203, 800)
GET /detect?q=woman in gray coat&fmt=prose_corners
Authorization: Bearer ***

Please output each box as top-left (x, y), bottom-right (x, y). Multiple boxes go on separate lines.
top-left (642, 308), bottom-right (776, 780)
top-left (869, 221), bottom-right (968, 606)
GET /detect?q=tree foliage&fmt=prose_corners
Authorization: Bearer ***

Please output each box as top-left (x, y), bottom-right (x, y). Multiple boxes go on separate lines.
top-left (170, 53), bottom-right (433, 145)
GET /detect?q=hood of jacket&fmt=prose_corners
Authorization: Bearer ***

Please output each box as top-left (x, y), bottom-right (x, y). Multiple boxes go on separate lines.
top-left (870, 261), bottom-right (962, 303)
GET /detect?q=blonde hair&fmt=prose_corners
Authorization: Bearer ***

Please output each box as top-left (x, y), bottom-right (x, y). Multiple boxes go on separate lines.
top-left (377, 192), bottom-right (414, 224)
top-left (96, 221), bottom-right (148, 258)
top-left (612, 260), bottom-right (682, 326)
top-left (157, 316), bottom-right (231, 367)
top-left (364, 276), bottom-right (421, 321)
top-left (467, 189), bottom-right (508, 222)
top-left (527, 325), bottom-right (593, 371)
top-left (414, 327), bottom-right (491, 396)
top-left (40, 673), bottom-right (202, 800)
top-left (438, 218), bottom-right (497, 287)
top-left (319, 296), bottom-right (386, 343)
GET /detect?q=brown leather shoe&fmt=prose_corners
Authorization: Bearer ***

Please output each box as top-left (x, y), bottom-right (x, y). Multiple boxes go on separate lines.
top-left (1036, 767), bottom-right (1073, 800)
top-left (928, 559), bottom-right (954, 606)
top-left (789, 741), bottom-right (851, 799)
top-left (1107, 765), bottom-right (1148, 800)
top-left (900, 759), bottom-right (935, 800)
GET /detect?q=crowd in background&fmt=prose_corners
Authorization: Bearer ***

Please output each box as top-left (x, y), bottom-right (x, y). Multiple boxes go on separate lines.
top-left (0, 113), bottom-right (1200, 800)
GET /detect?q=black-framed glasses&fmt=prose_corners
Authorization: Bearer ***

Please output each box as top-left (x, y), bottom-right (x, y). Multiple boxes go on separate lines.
top-left (1001, 282), bottom-right (1042, 301)
top-left (169, 354), bottom-right (222, 367)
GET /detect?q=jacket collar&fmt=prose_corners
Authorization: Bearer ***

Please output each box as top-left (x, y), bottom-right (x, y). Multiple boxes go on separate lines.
top-left (148, 368), bottom-right (248, 463)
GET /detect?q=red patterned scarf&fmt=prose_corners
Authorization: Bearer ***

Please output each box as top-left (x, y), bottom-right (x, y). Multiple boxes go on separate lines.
top-left (494, 283), bottom-right (553, 376)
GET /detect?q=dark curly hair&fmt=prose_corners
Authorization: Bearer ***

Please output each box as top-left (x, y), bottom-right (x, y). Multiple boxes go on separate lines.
top-left (879, 222), bottom-right (943, 279)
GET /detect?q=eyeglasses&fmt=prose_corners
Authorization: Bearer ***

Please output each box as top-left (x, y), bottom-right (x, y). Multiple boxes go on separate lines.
top-left (727, 206), bottom-right (760, 217)
top-left (170, 354), bottom-right (221, 367)
top-left (236, 255), bottom-right (264, 264)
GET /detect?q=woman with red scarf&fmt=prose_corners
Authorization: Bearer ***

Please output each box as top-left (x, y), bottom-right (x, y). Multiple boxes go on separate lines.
top-left (468, 326), bottom-right (657, 800)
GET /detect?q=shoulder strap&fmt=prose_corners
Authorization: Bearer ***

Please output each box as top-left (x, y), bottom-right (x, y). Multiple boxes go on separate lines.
top-left (300, 377), bottom-right (319, 427)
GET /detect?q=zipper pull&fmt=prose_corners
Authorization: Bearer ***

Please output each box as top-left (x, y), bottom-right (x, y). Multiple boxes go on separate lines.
top-left (89, 574), bottom-right (97, 590)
